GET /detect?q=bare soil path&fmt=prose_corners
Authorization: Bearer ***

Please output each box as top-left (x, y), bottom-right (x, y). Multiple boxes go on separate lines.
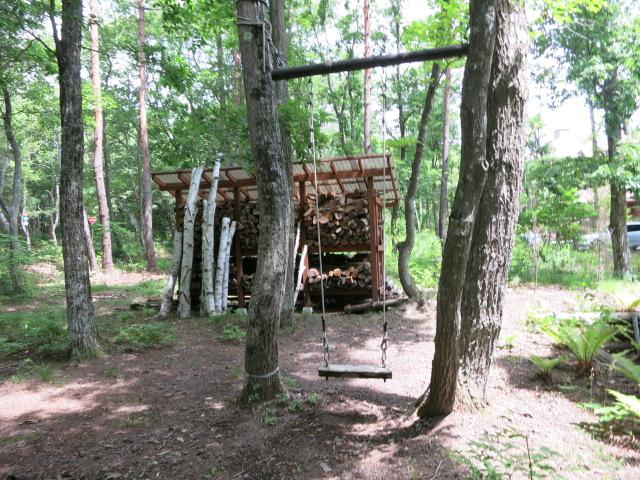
top-left (1, 283), bottom-right (638, 479)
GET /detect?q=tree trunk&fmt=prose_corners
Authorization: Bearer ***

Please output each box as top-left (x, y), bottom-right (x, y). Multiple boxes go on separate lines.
top-left (271, 0), bottom-right (296, 328)
top-left (237, 0), bottom-right (293, 403)
top-left (221, 220), bottom-right (237, 312)
top-left (50, 180), bottom-right (60, 245)
top-left (159, 228), bottom-right (183, 318)
top-left (216, 34), bottom-right (227, 109)
top-left (138, 0), bottom-right (157, 271)
top-left (214, 217), bottom-right (230, 312)
top-left (54, 0), bottom-right (98, 360)
top-left (178, 167), bottom-right (203, 318)
top-left (363, 0), bottom-right (372, 154)
top-left (456, 0), bottom-right (528, 406)
top-left (20, 185), bottom-right (31, 251)
top-left (89, 0), bottom-right (114, 271)
top-left (609, 134), bottom-right (631, 277)
top-left (438, 67), bottom-right (452, 240)
top-left (2, 86), bottom-right (24, 292)
top-left (417, 0), bottom-right (498, 417)
top-left (202, 157), bottom-right (221, 315)
top-left (83, 206), bottom-right (99, 271)
top-left (396, 63), bottom-right (441, 305)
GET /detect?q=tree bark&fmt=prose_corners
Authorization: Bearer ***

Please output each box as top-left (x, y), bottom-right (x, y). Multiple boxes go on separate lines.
top-left (159, 228), bottom-right (182, 318)
top-left (271, 0), bottom-right (296, 328)
top-left (363, 0), bottom-right (372, 154)
top-left (50, 180), bottom-right (60, 245)
top-left (214, 217), bottom-right (230, 312)
top-left (89, 0), bottom-right (114, 271)
top-left (82, 206), bottom-right (99, 271)
top-left (417, 0), bottom-right (498, 417)
top-left (456, 0), bottom-right (528, 405)
top-left (178, 167), bottom-right (203, 318)
top-left (237, 0), bottom-right (293, 402)
top-left (1, 86), bottom-right (23, 291)
top-left (221, 220), bottom-right (237, 312)
top-left (20, 184), bottom-right (31, 251)
top-left (609, 134), bottom-right (631, 277)
top-left (202, 157), bottom-right (221, 315)
top-left (138, 0), bottom-right (157, 271)
top-left (438, 67), bottom-right (452, 240)
top-left (396, 63), bottom-right (441, 305)
top-left (54, 0), bottom-right (98, 360)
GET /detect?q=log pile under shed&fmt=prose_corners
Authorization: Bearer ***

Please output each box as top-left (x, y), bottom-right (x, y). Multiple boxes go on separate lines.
top-left (151, 155), bottom-right (400, 312)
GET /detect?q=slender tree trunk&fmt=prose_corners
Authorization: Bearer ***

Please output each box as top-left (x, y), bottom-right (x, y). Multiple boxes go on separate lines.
top-left (50, 180), bottom-right (60, 245)
top-left (89, 0), bottom-right (113, 271)
top-left (202, 158), bottom-right (221, 315)
top-left (138, 0), bottom-right (157, 271)
top-left (417, 0), bottom-right (499, 417)
top-left (53, 0), bottom-right (98, 360)
top-left (237, 0), bottom-right (293, 403)
top-left (455, 0), bottom-right (528, 406)
top-left (82, 206), bottom-right (99, 271)
top-left (396, 64), bottom-right (441, 305)
top-left (20, 185), bottom-right (31, 251)
top-left (2, 86), bottom-right (23, 291)
top-left (438, 67), bottom-right (452, 240)
top-left (0, 150), bottom-right (9, 232)
top-left (159, 228), bottom-right (182, 318)
top-left (216, 34), bottom-right (227, 109)
top-left (363, 0), bottom-right (372, 154)
top-left (608, 133), bottom-right (631, 277)
top-left (271, 0), bottom-right (296, 327)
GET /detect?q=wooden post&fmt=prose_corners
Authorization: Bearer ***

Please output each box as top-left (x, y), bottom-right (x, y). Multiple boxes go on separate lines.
top-left (233, 186), bottom-right (245, 308)
top-left (222, 220), bottom-right (237, 311)
top-left (367, 176), bottom-right (380, 302)
top-left (202, 157), bottom-right (221, 316)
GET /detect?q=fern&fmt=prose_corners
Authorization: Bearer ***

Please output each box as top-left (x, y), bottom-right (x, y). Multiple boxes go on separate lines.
top-left (529, 355), bottom-right (564, 380)
top-left (542, 321), bottom-right (616, 372)
top-left (612, 355), bottom-right (640, 384)
top-left (608, 390), bottom-right (640, 419)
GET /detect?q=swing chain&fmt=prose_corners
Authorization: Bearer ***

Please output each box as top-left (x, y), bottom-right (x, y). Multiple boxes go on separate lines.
top-left (380, 331), bottom-right (388, 368)
top-left (321, 329), bottom-right (331, 367)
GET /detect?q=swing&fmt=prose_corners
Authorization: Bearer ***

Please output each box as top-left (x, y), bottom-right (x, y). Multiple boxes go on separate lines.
top-left (307, 76), bottom-right (392, 381)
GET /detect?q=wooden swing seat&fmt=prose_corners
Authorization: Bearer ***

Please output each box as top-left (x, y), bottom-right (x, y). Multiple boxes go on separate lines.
top-left (318, 363), bottom-right (392, 380)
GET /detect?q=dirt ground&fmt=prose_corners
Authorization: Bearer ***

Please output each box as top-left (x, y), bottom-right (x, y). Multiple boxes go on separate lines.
top-left (1, 281), bottom-right (639, 479)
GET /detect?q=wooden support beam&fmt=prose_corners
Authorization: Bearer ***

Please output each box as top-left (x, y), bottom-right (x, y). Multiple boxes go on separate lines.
top-left (233, 186), bottom-right (245, 308)
top-left (330, 161), bottom-right (345, 193)
top-left (272, 44), bottom-right (469, 81)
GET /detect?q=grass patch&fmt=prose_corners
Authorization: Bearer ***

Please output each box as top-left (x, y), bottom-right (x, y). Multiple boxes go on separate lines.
top-left (115, 322), bottom-right (177, 350)
top-left (0, 308), bottom-right (69, 359)
top-left (0, 432), bottom-right (40, 446)
top-left (9, 358), bottom-right (66, 384)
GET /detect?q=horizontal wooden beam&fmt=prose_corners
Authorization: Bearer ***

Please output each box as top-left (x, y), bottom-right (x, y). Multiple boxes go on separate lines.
top-left (272, 44), bottom-right (469, 81)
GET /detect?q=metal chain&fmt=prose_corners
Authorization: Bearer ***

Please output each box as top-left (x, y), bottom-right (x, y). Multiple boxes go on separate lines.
top-left (380, 67), bottom-right (389, 368)
top-left (309, 78), bottom-right (330, 367)
top-left (236, 1), bottom-right (282, 73)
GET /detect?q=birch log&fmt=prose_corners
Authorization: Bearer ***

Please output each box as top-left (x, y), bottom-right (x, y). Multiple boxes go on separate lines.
top-left (213, 217), bottom-right (231, 313)
top-left (292, 243), bottom-right (307, 308)
top-left (221, 220), bottom-right (237, 311)
top-left (178, 167), bottom-right (203, 318)
top-left (202, 157), bottom-right (221, 315)
top-left (159, 229), bottom-right (183, 318)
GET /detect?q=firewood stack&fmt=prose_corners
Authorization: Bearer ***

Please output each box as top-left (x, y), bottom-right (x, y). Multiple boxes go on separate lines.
top-left (306, 261), bottom-right (374, 291)
top-left (304, 191), bottom-right (379, 248)
top-left (214, 200), bottom-right (260, 250)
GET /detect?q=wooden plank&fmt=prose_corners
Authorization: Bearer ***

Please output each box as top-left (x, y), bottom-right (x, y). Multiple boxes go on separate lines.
top-left (318, 363), bottom-right (392, 380)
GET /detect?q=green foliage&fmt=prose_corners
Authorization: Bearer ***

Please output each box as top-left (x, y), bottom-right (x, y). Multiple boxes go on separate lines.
top-left (529, 355), bottom-right (565, 380)
top-left (542, 319), bottom-right (616, 372)
top-left (455, 428), bottom-right (558, 479)
top-left (115, 322), bottom-right (177, 350)
top-left (218, 324), bottom-right (246, 343)
top-left (0, 308), bottom-right (68, 359)
top-left (612, 354), bottom-right (640, 384)
top-left (262, 408), bottom-right (278, 426)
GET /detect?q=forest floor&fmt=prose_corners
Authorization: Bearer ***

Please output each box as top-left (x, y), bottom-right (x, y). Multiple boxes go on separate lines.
top-left (0, 267), bottom-right (639, 479)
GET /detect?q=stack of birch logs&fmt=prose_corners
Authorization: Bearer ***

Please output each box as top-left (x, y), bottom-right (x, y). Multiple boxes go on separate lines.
top-left (159, 159), bottom-right (238, 318)
top-left (304, 191), bottom-right (377, 247)
top-left (215, 200), bottom-right (259, 251)
top-left (306, 261), bottom-right (373, 290)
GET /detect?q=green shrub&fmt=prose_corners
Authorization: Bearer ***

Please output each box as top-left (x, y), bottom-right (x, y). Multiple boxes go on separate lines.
top-left (0, 309), bottom-right (68, 358)
top-left (115, 322), bottom-right (177, 349)
top-left (542, 320), bottom-right (616, 373)
top-left (455, 428), bottom-right (558, 479)
top-left (218, 324), bottom-right (246, 342)
top-left (529, 355), bottom-right (565, 381)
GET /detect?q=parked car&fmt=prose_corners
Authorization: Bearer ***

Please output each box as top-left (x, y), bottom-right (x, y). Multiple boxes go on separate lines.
top-left (577, 231), bottom-right (609, 251)
top-left (628, 222), bottom-right (640, 250)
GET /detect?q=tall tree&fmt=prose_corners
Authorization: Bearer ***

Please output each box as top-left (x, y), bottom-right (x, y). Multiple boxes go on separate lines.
top-left (138, 0), bottom-right (157, 271)
top-left (1, 86), bottom-right (24, 292)
top-left (396, 64), bottom-right (441, 305)
top-left (363, 0), bottom-right (372, 154)
top-left (418, 0), bottom-right (527, 416)
top-left (271, 0), bottom-right (296, 328)
top-left (438, 66), bottom-right (452, 239)
top-left (89, 0), bottom-right (114, 271)
top-left (416, 0), bottom-right (498, 416)
top-left (236, 0), bottom-right (294, 402)
top-left (52, 0), bottom-right (98, 360)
